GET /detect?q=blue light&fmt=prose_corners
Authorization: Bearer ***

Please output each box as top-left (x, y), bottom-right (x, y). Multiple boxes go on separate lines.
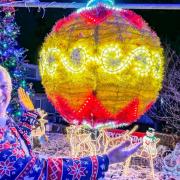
top-left (87, 0), bottom-right (115, 8)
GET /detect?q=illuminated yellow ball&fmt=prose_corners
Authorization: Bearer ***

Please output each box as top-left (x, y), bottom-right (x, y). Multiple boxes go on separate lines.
top-left (39, 5), bottom-right (164, 128)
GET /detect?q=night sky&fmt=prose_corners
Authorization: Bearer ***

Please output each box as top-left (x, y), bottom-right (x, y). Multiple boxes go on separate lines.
top-left (15, 0), bottom-right (180, 64)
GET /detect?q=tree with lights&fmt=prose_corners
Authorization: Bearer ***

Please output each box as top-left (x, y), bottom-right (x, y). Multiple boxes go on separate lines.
top-left (148, 45), bottom-right (180, 136)
top-left (0, 0), bottom-right (32, 120)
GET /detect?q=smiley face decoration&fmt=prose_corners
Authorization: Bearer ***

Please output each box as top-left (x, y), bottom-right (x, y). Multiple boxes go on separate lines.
top-left (39, 0), bottom-right (164, 128)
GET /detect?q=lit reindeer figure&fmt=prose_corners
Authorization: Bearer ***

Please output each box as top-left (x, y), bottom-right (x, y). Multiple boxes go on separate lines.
top-left (66, 125), bottom-right (97, 157)
top-left (67, 125), bottom-right (138, 157)
top-left (32, 108), bottom-right (48, 141)
top-left (18, 87), bottom-right (49, 145)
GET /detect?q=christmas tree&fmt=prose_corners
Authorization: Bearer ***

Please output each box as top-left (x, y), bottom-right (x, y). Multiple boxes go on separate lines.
top-left (0, 0), bottom-right (33, 120)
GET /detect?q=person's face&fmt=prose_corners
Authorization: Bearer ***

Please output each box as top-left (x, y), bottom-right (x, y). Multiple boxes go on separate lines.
top-left (0, 70), bottom-right (12, 116)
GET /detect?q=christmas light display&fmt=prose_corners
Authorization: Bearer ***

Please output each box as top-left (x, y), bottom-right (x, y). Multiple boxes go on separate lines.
top-left (0, 0), bottom-right (33, 119)
top-left (32, 108), bottom-right (48, 147)
top-left (123, 128), bottom-right (160, 179)
top-left (39, 0), bottom-right (164, 128)
top-left (66, 125), bottom-right (139, 157)
top-left (32, 130), bottom-right (179, 179)
top-left (32, 108), bottom-right (48, 137)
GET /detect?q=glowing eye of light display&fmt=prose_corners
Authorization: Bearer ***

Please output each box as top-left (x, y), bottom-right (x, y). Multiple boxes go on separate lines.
top-left (71, 48), bottom-right (82, 65)
top-left (68, 47), bottom-right (86, 71)
top-left (40, 48), bottom-right (59, 76)
top-left (61, 42), bottom-right (94, 73)
top-left (100, 44), bottom-right (125, 73)
top-left (128, 47), bottom-right (152, 77)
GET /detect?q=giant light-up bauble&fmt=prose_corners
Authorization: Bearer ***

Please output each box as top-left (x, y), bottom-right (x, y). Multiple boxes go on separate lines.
top-left (39, 4), bottom-right (164, 128)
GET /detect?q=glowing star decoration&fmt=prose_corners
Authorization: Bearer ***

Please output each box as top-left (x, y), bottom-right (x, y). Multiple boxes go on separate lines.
top-left (39, 0), bottom-right (164, 128)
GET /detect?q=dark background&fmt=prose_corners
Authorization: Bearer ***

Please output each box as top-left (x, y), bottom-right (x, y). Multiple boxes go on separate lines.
top-left (15, 0), bottom-right (180, 64)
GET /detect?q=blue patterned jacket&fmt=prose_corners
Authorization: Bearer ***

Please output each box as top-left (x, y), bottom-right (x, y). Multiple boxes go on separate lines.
top-left (0, 112), bottom-right (109, 179)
